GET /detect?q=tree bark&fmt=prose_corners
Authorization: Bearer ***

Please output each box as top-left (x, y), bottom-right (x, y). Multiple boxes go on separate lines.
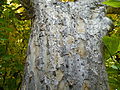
top-left (22, 0), bottom-right (112, 90)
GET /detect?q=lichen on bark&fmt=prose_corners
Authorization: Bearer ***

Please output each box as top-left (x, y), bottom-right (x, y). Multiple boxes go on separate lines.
top-left (21, 0), bottom-right (112, 90)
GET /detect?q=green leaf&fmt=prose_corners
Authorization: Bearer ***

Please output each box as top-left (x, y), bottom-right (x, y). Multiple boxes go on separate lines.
top-left (0, 38), bottom-right (8, 40)
top-left (0, 27), bottom-right (13, 32)
top-left (103, 36), bottom-right (120, 59)
top-left (15, 63), bottom-right (24, 71)
top-left (106, 67), bottom-right (118, 74)
top-left (3, 55), bottom-right (14, 61)
top-left (102, 0), bottom-right (120, 7)
top-left (111, 65), bottom-right (118, 69)
top-left (0, 18), bottom-right (6, 24)
top-left (118, 43), bottom-right (120, 51)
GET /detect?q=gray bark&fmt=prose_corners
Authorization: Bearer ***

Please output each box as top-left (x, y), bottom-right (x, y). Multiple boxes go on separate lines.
top-left (22, 0), bottom-right (112, 90)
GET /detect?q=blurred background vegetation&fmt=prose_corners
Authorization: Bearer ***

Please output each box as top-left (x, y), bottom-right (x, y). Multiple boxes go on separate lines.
top-left (0, 0), bottom-right (120, 90)
top-left (0, 0), bottom-right (31, 90)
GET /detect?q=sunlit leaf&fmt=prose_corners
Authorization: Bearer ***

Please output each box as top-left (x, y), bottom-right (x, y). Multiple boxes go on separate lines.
top-left (103, 36), bottom-right (120, 59)
top-left (102, 0), bottom-right (120, 7)
top-left (111, 65), bottom-right (118, 69)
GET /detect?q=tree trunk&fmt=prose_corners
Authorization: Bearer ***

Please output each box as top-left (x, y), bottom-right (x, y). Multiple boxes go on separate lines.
top-left (22, 0), bottom-right (112, 90)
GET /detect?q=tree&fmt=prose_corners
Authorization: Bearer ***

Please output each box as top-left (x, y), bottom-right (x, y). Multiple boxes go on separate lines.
top-left (21, 0), bottom-right (113, 90)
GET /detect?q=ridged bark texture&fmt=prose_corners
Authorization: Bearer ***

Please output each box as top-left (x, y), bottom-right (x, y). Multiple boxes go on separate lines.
top-left (22, 0), bottom-right (112, 90)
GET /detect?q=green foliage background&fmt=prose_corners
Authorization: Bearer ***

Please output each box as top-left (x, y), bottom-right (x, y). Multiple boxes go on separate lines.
top-left (102, 1), bottom-right (120, 90)
top-left (0, 0), bottom-right (31, 89)
top-left (0, 0), bottom-right (120, 90)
